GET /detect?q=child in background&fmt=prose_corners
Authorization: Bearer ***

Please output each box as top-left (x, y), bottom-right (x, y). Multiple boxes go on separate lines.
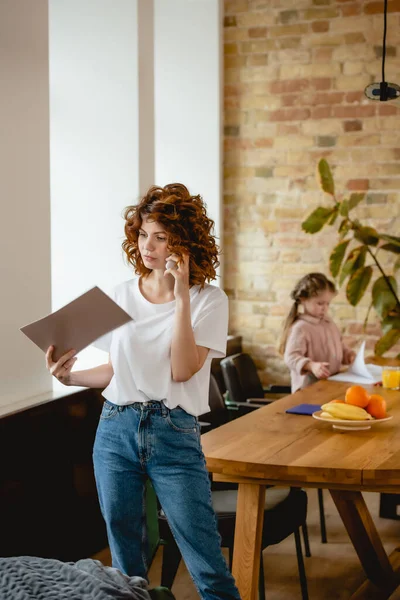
top-left (279, 272), bottom-right (356, 392)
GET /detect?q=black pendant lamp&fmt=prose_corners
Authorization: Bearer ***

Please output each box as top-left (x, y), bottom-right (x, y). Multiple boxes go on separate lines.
top-left (364, 0), bottom-right (400, 101)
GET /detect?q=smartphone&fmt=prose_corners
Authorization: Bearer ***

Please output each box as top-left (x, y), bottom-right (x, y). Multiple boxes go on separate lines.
top-left (165, 260), bottom-right (176, 270)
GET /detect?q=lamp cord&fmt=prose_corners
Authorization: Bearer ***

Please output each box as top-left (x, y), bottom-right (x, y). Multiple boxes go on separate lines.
top-left (382, 0), bottom-right (388, 83)
top-left (364, 0), bottom-right (399, 101)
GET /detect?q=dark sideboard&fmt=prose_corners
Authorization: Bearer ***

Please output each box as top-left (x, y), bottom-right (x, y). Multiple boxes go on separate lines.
top-left (0, 388), bottom-right (107, 561)
top-left (0, 335), bottom-right (242, 560)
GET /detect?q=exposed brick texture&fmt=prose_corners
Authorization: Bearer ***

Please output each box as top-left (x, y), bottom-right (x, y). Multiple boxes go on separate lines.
top-left (223, 0), bottom-right (400, 386)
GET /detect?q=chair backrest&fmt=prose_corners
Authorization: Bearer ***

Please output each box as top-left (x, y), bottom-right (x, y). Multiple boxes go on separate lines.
top-left (210, 359), bottom-right (226, 396)
top-left (210, 335), bottom-right (244, 396)
top-left (220, 353), bottom-right (264, 404)
top-left (199, 374), bottom-right (230, 428)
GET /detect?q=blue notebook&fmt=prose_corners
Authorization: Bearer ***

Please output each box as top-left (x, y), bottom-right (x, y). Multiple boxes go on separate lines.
top-left (286, 403), bottom-right (321, 416)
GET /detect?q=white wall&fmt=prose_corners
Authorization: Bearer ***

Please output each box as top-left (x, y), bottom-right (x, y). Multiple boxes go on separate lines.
top-left (154, 0), bottom-right (223, 257)
top-left (138, 0), bottom-right (155, 193)
top-left (0, 0), bottom-right (52, 405)
top-left (49, 0), bottom-right (141, 374)
top-left (1, 0), bottom-right (223, 402)
top-left (49, 0), bottom-right (139, 306)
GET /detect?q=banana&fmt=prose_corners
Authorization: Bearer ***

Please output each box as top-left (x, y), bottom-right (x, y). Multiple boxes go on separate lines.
top-left (321, 403), bottom-right (373, 421)
top-left (320, 411), bottom-right (334, 419)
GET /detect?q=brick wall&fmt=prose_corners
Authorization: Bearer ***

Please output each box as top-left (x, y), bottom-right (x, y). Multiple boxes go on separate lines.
top-left (222, 0), bottom-right (400, 385)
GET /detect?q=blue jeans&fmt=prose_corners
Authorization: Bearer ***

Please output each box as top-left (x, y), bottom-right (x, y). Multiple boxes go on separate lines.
top-left (93, 400), bottom-right (241, 600)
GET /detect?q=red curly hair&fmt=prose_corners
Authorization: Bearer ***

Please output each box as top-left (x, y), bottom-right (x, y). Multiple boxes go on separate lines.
top-left (122, 183), bottom-right (220, 288)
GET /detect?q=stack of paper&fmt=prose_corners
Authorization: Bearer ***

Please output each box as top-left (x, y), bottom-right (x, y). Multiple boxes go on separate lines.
top-left (328, 341), bottom-right (382, 384)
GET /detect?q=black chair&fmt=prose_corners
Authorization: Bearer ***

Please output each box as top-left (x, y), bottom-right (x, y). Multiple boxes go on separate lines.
top-left (210, 334), bottom-right (243, 396)
top-left (220, 352), bottom-right (292, 404)
top-left (158, 375), bottom-right (309, 600)
top-left (220, 352), bottom-right (328, 545)
top-left (158, 487), bottom-right (309, 600)
top-left (200, 369), bottom-right (266, 427)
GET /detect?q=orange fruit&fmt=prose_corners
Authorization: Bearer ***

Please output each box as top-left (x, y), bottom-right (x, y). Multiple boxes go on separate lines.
top-left (345, 385), bottom-right (370, 408)
top-left (329, 399), bottom-right (345, 404)
top-left (366, 394), bottom-right (387, 419)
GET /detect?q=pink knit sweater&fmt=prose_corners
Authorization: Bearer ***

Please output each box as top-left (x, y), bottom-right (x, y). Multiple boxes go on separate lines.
top-left (284, 314), bottom-right (351, 392)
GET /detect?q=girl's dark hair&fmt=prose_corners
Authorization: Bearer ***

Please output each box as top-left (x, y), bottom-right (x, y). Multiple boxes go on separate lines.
top-left (122, 183), bottom-right (220, 288)
top-left (279, 272), bottom-right (336, 354)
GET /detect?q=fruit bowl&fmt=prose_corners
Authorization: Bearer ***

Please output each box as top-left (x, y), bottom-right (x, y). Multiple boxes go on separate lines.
top-left (312, 410), bottom-right (393, 431)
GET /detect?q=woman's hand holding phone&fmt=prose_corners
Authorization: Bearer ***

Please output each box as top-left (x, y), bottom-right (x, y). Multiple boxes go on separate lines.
top-left (164, 253), bottom-right (190, 302)
top-left (165, 259), bottom-right (177, 270)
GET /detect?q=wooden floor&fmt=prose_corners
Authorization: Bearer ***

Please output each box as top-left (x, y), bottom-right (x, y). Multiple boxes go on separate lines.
top-left (93, 490), bottom-right (400, 599)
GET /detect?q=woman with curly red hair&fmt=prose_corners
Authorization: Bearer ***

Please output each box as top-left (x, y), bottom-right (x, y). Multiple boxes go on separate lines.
top-left (45, 183), bottom-right (241, 600)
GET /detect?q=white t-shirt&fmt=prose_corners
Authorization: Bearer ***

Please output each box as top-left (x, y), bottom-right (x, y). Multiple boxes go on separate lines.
top-left (93, 276), bottom-right (228, 416)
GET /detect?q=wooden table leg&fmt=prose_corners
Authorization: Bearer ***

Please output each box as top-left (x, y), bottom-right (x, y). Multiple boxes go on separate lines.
top-left (232, 482), bottom-right (266, 600)
top-left (330, 489), bottom-right (400, 598)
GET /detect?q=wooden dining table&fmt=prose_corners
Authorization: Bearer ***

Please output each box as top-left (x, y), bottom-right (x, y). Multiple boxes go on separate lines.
top-left (202, 380), bottom-right (400, 600)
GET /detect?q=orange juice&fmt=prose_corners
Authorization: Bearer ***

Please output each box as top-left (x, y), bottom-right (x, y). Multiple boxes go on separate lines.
top-left (382, 367), bottom-right (400, 390)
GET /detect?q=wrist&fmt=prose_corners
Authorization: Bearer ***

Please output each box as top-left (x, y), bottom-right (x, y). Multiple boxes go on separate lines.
top-left (66, 372), bottom-right (77, 386)
top-left (175, 293), bottom-right (190, 309)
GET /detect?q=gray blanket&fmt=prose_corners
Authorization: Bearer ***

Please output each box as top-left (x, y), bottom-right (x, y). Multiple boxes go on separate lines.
top-left (0, 556), bottom-right (151, 600)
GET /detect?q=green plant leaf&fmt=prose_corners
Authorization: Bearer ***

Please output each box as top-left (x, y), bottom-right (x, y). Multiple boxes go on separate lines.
top-left (381, 243), bottom-right (400, 254)
top-left (328, 207), bottom-right (339, 226)
top-left (348, 193), bottom-right (365, 210)
top-left (346, 266), bottom-right (373, 306)
top-left (338, 219), bottom-right (351, 240)
top-left (363, 301), bottom-right (373, 330)
top-left (318, 159), bottom-right (335, 196)
top-left (375, 328), bottom-right (400, 356)
top-left (329, 240), bottom-right (350, 278)
top-left (340, 200), bottom-right (349, 217)
top-left (379, 234), bottom-right (400, 248)
top-left (339, 245), bottom-right (367, 285)
top-left (372, 276), bottom-right (398, 319)
top-left (382, 315), bottom-right (400, 335)
top-left (301, 207), bottom-right (334, 234)
top-left (355, 226), bottom-right (379, 246)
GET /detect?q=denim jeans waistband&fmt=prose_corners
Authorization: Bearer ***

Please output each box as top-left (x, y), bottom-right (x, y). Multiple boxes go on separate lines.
top-left (104, 399), bottom-right (169, 415)
top-left (132, 400), bottom-right (168, 415)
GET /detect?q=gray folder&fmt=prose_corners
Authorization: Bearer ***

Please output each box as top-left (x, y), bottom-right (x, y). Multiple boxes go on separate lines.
top-left (20, 286), bottom-right (132, 361)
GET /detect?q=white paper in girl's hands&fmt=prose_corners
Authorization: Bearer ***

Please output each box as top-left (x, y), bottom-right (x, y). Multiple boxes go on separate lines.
top-left (328, 341), bottom-right (382, 384)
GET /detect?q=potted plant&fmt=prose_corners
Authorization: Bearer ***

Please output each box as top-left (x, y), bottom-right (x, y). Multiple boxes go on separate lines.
top-left (301, 159), bottom-right (400, 356)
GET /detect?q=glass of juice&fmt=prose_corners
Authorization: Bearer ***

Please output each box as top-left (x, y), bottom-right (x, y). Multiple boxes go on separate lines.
top-left (382, 366), bottom-right (400, 390)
